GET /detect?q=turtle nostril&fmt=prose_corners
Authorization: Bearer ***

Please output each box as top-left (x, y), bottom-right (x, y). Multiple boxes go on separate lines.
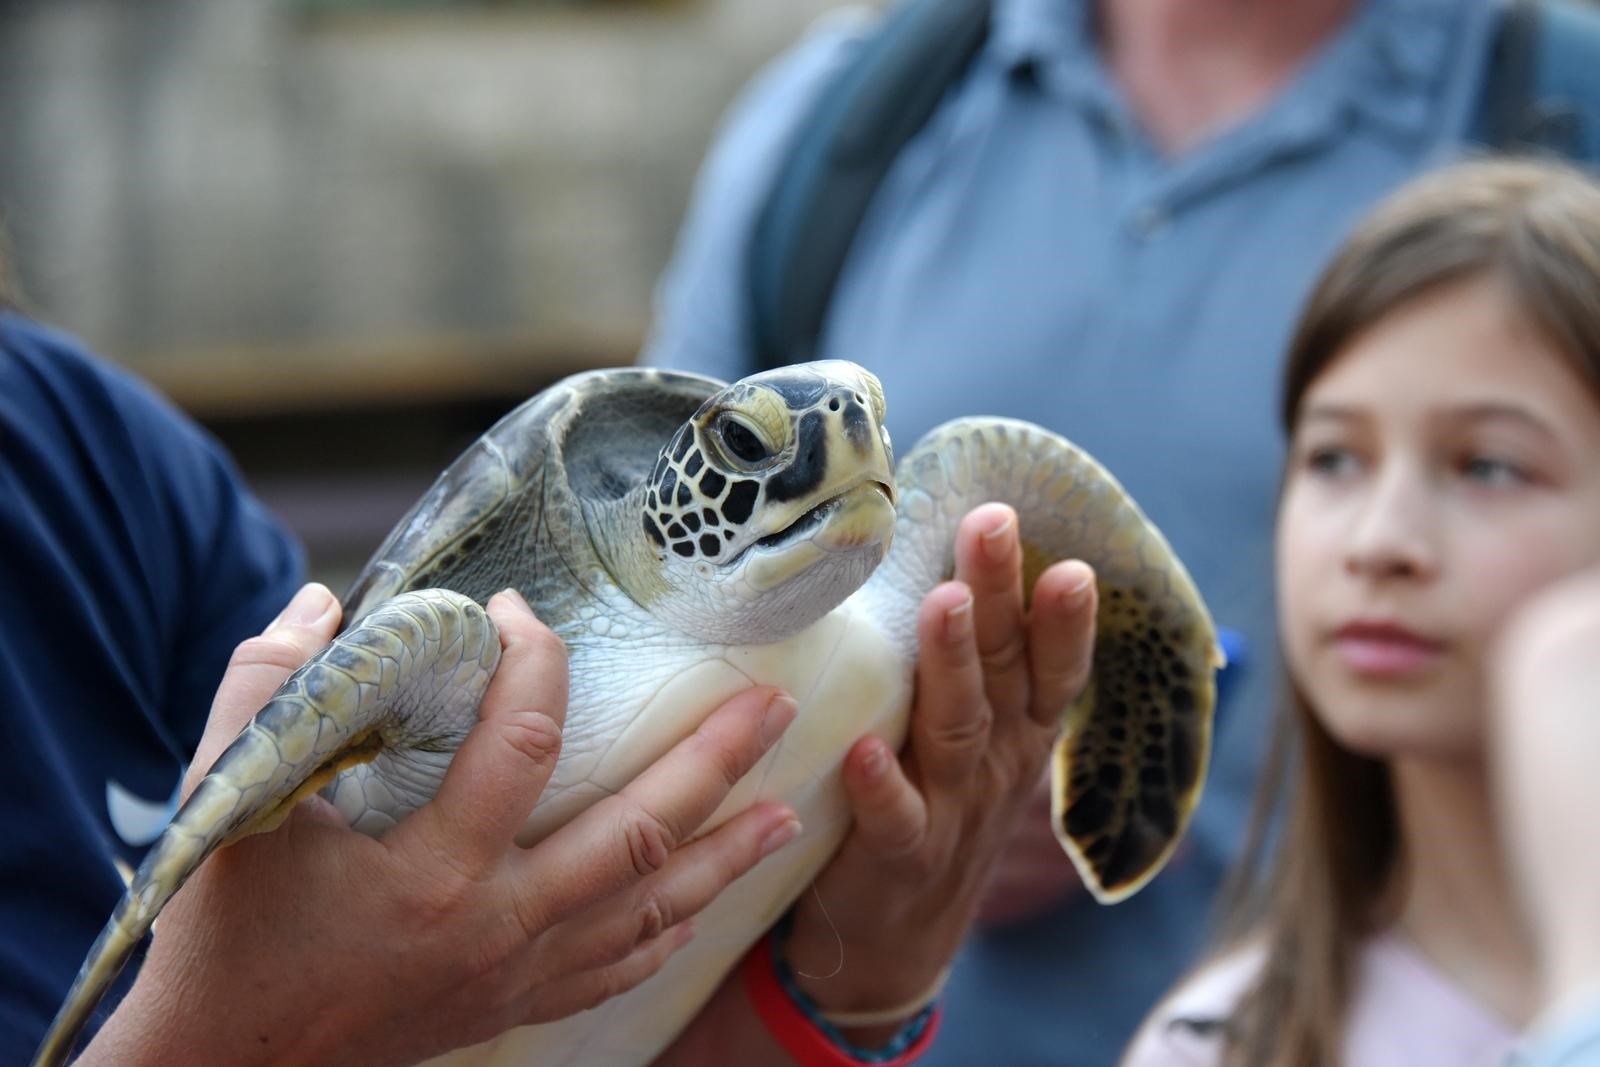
top-left (828, 397), bottom-right (841, 412)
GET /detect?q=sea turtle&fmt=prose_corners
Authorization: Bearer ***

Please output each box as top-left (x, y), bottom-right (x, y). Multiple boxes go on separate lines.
top-left (35, 360), bottom-right (1221, 1067)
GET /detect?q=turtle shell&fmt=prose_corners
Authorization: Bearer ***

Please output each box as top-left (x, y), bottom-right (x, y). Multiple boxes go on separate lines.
top-left (341, 367), bottom-right (722, 627)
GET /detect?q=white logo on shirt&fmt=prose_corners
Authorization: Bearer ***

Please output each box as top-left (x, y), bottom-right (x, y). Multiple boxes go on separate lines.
top-left (106, 774), bottom-right (182, 848)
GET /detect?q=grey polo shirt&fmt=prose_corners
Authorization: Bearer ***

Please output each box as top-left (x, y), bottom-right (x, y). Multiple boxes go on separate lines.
top-left (642, 0), bottom-right (1498, 1062)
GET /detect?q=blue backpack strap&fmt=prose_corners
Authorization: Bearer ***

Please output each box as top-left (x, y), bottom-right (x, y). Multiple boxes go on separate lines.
top-left (747, 0), bottom-right (990, 371)
top-left (1527, 0), bottom-right (1600, 162)
top-left (1474, 0), bottom-right (1600, 162)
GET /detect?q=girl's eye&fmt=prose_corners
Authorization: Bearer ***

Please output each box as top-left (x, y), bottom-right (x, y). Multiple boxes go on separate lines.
top-left (1304, 445), bottom-right (1360, 479)
top-left (1460, 454), bottom-right (1530, 488)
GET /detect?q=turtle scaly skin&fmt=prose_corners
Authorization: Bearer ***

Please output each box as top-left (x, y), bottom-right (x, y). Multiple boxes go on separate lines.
top-left (34, 361), bottom-right (1218, 1067)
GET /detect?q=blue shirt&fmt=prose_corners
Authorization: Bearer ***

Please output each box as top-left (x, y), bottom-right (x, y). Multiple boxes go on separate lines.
top-left (0, 313), bottom-right (304, 1061)
top-left (642, 1), bottom-right (1500, 1062)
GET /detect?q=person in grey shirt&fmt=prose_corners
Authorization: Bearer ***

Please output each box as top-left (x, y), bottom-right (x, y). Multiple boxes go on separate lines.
top-left (641, 0), bottom-right (1538, 1062)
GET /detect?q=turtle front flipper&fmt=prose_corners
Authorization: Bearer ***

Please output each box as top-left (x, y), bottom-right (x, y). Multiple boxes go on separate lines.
top-left (31, 589), bottom-right (499, 1067)
top-left (861, 417), bottom-right (1223, 905)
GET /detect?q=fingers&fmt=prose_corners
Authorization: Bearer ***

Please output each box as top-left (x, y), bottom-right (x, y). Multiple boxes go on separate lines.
top-left (1494, 566), bottom-right (1600, 708)
top-left (520, 687), bottom-right (797, 925)
top-left (521, 923), bottom-right (695, 1025)
top-left (398, 591), bottom-right (570, 876)
top-left (1491, 569), bottom-right (1600, 998)
top-left (839, 735), bottom-right (928, 860)
top-left (954, 504), bottom-right (1030, 718)
top-left (910, 580), bottom-right (990, 788)
top-left (536, 800), bottom-right (800, 974)
top-left (1025, 560), bottom-right (1097, 727)
top-left (184, 582), bottom-right (342, 797)
top-left (1492, 572), bottom-right (1600, 825)
top-left (611, 800), bottom-right (799, 948)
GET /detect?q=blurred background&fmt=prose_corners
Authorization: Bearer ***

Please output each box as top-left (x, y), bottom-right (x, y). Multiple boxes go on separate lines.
top-left (0, 0), bottom-right (850, 588)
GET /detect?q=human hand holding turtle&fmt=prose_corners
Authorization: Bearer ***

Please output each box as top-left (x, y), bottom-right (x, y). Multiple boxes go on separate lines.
top-left (70, 585), bottom-right (802, 1067)
top-left (651, 506), bottom-right (1099, 1062)
top-left (781, 504), bottom-right (1097, 1037)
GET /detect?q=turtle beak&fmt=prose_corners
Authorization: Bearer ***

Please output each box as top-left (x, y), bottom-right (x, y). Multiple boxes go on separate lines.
top-left (813, 481), bottom-right (896, 555)
top-left (747, 477), bottom-right (896, 592)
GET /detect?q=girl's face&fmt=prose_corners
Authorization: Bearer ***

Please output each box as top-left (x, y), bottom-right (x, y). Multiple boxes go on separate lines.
top-left (1278, 274), bottom-right (1600, 761)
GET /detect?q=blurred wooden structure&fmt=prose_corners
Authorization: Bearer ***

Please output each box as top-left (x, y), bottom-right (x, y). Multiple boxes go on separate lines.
top-left (0, 0), bottom-right (857, 582)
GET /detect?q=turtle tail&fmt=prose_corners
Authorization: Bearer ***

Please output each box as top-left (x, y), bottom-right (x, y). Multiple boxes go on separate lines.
top-left (31, 589), bottom-right (500, 1067)
top-left (866, 417), bottom-right (1224, 904)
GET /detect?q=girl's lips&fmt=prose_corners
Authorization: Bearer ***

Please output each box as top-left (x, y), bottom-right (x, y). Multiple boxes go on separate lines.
top-left (1332, 621), bottom-right (1446, 677)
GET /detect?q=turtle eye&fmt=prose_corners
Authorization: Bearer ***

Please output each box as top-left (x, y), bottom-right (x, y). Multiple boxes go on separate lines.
top-left (716, 415), bottom-right (770, 467)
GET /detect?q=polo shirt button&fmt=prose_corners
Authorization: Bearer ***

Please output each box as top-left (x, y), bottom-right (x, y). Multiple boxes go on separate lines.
top-left (1130, 203), bottom-right (1169, 239)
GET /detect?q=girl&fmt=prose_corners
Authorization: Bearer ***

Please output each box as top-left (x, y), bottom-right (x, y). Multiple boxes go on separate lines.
top-left (1123, 157), bottom-right (1600, 1066)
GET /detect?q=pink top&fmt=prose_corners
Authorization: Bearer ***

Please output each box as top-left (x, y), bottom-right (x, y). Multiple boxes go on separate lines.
top-left (1121, 932), bottom-right (1518, 1067)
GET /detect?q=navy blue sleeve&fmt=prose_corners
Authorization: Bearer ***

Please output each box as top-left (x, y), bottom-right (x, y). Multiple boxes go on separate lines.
top-left (0, 313), bottom-right (304, 1059)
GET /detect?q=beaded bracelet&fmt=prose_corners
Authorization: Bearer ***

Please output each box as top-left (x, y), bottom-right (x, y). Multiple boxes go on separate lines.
top-left (740, 925), bottom-right (941, 1066)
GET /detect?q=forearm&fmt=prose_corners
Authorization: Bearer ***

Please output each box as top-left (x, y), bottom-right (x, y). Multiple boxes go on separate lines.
top-left (654, 969), bottom-right (787, 1066)
top-left (76, 986), bottom-right (302, 1067)
top-left (73, 934), bottom-right (374, 1067)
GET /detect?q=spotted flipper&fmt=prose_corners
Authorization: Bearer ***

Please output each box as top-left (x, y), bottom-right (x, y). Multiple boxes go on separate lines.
top-left (862, 418), bottom-right (1222, 904)
top-left (31, 589), bottom-right (499, 1067)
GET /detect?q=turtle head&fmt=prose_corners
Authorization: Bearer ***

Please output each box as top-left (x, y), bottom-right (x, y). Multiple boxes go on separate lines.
top-left (635, 360), bottom-right (897, 644)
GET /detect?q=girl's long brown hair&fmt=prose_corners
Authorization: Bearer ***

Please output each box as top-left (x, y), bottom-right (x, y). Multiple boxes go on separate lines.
top-left (1202, 158), bottom-right (1600, 1067)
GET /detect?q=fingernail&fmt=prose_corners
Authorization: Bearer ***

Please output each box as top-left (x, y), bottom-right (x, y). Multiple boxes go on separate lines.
top-left (760, 817), bottom-right (802, 857)
top-left (860, 740), bottom-right (890, 780)
top-left (274, 583), bottom-right (335, 628)
top-left (499, 587), bottom-right (532, 612)
top-left (1063, 565), bottom-right (1094, 603)
top-left (945, 595), bottom-right (974, 642)
top-left (760, 693), bottom-right (798, 747)
top-left (672, 920), bottom-right (695, 947)
top-left (980, 512), bottom-right (1014, 562)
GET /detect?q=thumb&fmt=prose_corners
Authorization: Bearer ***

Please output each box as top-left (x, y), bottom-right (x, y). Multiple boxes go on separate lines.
top-left (839, 735), bottom-right (928, 861)
top-left (396, 590), bottom-right (571, 875)
top-left (183, 582), bottom-right (342, 798)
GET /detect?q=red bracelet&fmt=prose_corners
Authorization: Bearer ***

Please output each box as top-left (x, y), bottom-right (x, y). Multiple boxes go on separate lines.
top-left (740, 931), bottom-right (942, 1067)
